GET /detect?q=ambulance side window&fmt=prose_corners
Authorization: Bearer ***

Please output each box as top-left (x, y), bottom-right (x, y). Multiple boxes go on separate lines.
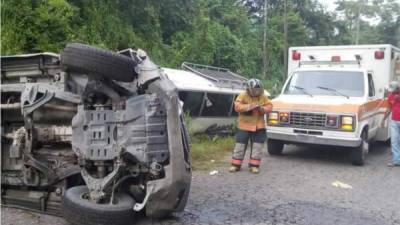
top-left (367, 73), bottom-right (375, 97)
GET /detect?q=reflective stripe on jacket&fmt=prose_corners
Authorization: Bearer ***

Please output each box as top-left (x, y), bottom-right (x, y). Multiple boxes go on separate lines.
top-left (234, 91), bottom-right (272, 132)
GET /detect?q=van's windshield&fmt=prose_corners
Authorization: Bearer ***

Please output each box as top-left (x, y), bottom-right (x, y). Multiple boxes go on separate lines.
top-left (283, 71), bottom-right (365, 97)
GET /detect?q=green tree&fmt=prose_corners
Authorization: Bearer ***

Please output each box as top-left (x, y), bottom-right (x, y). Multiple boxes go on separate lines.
top-left (1, 0), bottom-right (76, 54)
top-left (1, 0), bottom-right (399, 96)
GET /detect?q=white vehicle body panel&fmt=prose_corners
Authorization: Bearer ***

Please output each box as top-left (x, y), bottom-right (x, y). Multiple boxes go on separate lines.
top-left (269, 44), bottom-right (400, 147)
top-left (162, 67), bottom-right (244, 133)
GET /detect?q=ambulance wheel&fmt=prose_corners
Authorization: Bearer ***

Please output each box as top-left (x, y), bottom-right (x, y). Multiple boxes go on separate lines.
top-left (267, 139), bottom-right (284, 155)
top-left (351, 131), bottom-right (368, 166)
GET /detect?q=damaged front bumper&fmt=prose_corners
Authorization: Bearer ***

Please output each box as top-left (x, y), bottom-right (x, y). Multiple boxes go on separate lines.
top-left (144, 78), bottom-right (192, 218)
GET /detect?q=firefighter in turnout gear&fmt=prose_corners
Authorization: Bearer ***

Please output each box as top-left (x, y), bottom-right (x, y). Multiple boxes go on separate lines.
top-left (230, 78), bottom-right (273, 174)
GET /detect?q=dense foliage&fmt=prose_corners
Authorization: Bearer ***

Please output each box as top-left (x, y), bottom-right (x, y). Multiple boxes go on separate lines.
top-left (2, 0), bottom-right (400, 95)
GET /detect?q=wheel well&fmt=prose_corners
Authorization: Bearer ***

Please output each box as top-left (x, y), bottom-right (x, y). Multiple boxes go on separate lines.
top-left (361, 125), bottom-right (369, 140)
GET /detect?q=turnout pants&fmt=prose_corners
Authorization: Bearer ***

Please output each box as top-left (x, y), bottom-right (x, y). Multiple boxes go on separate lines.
top-left (231, 129), bottom-right (266, 168)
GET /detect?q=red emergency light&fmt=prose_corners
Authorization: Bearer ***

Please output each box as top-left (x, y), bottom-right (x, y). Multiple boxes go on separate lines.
top-left (292, 51), bottom-right (301, 60)
top-left (374, 50), bottom-right (385, 59)
top-left (331, 56), bottom-right (341, 62)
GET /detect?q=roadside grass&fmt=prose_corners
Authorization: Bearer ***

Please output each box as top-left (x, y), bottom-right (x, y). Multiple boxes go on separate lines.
top-left (190, 135), bottom-right (235, 170)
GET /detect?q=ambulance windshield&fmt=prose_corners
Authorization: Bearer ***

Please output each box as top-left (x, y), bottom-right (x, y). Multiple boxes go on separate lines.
top-left (284, 71), bottom-right (365, 97)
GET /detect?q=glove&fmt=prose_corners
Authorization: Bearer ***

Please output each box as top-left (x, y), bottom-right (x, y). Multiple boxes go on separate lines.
top-left (259, 104), bottom-right (272, 114)
top-left (259, 105), bottom-right (267, 114)
top-left (247, 104), bottom-right (259, 111)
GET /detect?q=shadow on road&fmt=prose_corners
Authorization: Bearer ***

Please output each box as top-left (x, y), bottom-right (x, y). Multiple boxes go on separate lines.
top-left (133, 200), bottom-right (390, 225)
top-left (273, 142), bottom-right (389, 165)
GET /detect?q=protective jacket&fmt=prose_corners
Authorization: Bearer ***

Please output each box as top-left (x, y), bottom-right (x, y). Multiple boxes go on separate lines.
top-left (234, 91), bottom-right (272, 132)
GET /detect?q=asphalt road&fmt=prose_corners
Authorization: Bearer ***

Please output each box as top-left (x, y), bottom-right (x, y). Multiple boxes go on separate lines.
top-left (2, 142), bottom-right (400, 225)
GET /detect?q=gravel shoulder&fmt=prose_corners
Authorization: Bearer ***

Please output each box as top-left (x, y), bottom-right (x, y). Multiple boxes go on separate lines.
top-left (2, 142), bottom-right (399, 225)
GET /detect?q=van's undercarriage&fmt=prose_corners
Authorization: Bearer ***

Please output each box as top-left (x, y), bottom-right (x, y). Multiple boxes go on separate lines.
top-left (1, 44), bottom-right (191, 224)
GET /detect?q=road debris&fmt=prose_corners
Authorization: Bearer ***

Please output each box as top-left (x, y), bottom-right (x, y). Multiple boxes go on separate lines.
top-left (209, 170), bottom-right (219, 176)
top-left (331, 180), bottom-right (353, 189)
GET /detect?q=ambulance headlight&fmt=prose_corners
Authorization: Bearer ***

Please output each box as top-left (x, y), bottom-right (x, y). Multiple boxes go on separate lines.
top-left (326, 115), bottom-right (339, 128)
top-left (268, 112), bottom-right (279, 125)
top-left (278, 112), bottom-right (290, 124)
top-left (341, 116), bottom-right (354, 130)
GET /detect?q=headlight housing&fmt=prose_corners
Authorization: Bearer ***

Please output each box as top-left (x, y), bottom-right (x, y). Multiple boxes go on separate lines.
top-left (268, 112), bottom-right (279, 125)
top-left (326, 115), bottom-right (339, 128)
top-left (268, 111), bottom-right (290, 126)
top-left (278, 112), bottom-right (290, 124)
top-left (341, 116), bottom-right (354, 130)
top-left (326, 114), bottom-right (355, 131)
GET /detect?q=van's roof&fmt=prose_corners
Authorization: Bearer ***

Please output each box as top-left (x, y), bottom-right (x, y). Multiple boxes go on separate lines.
top-left (162, 67), bottom-right (245, 94)
top-left (181, 62), bottom-right (247, 89)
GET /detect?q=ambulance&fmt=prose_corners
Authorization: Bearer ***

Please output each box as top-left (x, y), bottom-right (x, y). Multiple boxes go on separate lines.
top-left (267, 44), bottom-right (400, 165)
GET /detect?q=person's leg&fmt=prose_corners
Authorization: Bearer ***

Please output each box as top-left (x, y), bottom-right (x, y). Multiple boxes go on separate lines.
top-left (248, 129), bottom-right (266, 173)
top-left (230, 129), bottom-right (249, 171)
top-left (390, 121), bottom-right (400, 165)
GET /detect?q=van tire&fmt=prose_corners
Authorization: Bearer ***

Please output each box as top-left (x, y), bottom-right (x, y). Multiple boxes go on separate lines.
top-left (267, 139), bottom-right (284, 155)
top-left (62, 186), bottom-right (135, 225)
top-left (351, 131), bottom-right (368, 166)
top-left (60, 43), bottom-right (137, 82)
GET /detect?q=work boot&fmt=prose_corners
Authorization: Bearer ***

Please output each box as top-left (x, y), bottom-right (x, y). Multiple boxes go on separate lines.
top-left (249, 167), bottom-right (259, 174)
top-left (229, 165), bottom-right (241, 172)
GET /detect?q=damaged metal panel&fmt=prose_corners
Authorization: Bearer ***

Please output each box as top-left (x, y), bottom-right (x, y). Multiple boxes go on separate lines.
top-left (144, 79), bottom-right (192, 218)
top-left (1, 44), bottom-right (191, 222)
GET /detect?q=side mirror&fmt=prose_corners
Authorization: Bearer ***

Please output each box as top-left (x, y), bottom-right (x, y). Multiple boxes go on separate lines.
top-left (384, 87), bottom-right (389, 98)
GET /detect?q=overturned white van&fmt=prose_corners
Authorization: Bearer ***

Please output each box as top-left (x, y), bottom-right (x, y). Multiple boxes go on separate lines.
top-left (163, 62), bottom-right (249, 134)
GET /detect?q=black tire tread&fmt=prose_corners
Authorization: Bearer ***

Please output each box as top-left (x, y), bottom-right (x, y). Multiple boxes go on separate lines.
top-left (351, 131), bottom-right (367, 166)
top-left (62, 186), bottom-right (135, 225)
top-left (60, 43), bottom-right (137, 82)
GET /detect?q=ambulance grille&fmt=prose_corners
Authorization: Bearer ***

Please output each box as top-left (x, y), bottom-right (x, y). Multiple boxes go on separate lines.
top-left (290, 112), bottom-right (326, 128)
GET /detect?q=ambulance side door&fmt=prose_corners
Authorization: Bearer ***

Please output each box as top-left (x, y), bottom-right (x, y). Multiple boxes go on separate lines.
top-left (367, 72), bottom-right (379, 137)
